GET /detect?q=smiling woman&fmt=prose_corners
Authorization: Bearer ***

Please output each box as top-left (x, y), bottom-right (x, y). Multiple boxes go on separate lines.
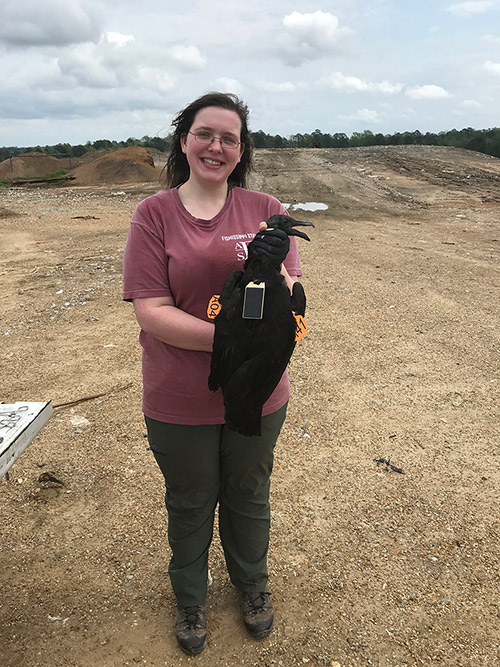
top-left (122, 92), bottom-right (304, 656)
top-left (178, 106), bottom-right (245, 208)
top-left (164, 92), bottom-right (253, 191)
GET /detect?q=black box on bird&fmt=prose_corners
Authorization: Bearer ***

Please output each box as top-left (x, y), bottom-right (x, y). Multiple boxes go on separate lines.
top-left (242, 281), bottom-right (265, 319)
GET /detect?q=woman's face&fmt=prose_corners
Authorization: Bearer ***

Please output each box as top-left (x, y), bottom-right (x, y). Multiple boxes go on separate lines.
top-left (181, 106), bottom-right (244, 188)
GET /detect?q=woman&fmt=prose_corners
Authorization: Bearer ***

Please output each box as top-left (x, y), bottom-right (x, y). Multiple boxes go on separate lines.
top-left (123, 92), bottom-right (302, 655)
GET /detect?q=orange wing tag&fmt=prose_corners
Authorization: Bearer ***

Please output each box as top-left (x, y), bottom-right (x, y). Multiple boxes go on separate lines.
top-left (207, 295), bottom-right (221, 319)
top-left (293, 313), bottom-right (307, 341)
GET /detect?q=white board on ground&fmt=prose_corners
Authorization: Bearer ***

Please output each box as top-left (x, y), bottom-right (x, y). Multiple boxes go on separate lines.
top-left (0, 402), bottom-right (52, 479)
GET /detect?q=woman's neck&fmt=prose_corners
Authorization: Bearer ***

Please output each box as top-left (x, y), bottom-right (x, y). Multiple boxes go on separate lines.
top-left (178, 179), bottom-right (229, 220)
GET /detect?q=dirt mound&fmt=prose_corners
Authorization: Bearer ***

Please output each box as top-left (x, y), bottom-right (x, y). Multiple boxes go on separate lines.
top-left (72, 149), bottom-right (111, 165)
top-left (70, 146), bottom-right (162, 185)
top-left (146, 147), bottom-right (169, 165)
top-left (0, 205), bottom-right (20, 218)
top-left (0, 153), bottom-right (66, 179)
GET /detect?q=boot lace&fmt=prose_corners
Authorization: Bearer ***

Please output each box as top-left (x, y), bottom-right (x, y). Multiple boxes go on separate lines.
top-left (179, 605), bottom-right (204, 628)
top-left (243, 592), bottom-right (271, 614)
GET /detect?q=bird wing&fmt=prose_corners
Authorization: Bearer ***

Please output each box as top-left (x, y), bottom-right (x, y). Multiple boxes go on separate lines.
top-left (222, 352), bottom-right (280, 435)
top-left (290, 281), bottom-right (306, 316)
top-left (222, 339), bottom-right (294, 433)
top-left (209, 270), bottom-right (245, 391)
top-left (218, 270), bottom-right (244, 320)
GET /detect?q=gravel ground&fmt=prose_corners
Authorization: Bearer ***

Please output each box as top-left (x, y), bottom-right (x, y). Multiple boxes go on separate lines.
top-left (1, 146), bottom-right (499, 666)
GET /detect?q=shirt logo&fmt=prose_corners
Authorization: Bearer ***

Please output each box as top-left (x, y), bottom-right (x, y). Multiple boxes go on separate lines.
top-left (221, 232), bottom-right (255, 262)
top-left (235, 241), bottom-right (250, 261)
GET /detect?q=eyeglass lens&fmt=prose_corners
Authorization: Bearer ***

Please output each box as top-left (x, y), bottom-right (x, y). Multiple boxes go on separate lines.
top-left (191, 132), bottom-right (239, 148)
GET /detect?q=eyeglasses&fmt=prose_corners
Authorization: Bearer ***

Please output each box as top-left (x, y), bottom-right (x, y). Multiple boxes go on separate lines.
top-left (188, 131), bottom-right (241, 150)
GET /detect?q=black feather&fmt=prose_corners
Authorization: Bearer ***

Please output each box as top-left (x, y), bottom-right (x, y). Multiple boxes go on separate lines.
top-left (208, 214), bottom-right (313, 436)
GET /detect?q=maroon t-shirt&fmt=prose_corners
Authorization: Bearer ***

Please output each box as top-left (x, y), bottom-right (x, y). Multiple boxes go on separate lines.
top-left (123, 186), bottom-right (302, 424)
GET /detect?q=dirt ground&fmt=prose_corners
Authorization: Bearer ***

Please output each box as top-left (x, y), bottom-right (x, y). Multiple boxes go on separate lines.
top-left (1, 145), bottom-right (499, 667)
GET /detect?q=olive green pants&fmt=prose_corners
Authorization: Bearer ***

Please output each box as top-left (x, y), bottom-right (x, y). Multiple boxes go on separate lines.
top-left (144, 403), bottom-right (287, 607)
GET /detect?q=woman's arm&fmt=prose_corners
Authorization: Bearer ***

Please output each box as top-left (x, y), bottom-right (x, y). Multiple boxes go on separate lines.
top-left (132, 220), bottom-right (297, 351)
top-left (133, 296), bottom-right (215, 352)
top-left (281, 264), bottom-right (298, 293)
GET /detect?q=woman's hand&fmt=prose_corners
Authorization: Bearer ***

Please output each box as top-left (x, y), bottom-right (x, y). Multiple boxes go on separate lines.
top-left (256, 221), bottom-right (297, 293)
top-left (252, 221), bottom-right (290, 267)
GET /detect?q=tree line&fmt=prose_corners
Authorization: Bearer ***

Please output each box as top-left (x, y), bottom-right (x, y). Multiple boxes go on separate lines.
top-left (0, 135), bottom-right (170, 163)
top-left (252, 127), bottom-right (500, 157)
top-left (1, 126), bottom-right (500, 163)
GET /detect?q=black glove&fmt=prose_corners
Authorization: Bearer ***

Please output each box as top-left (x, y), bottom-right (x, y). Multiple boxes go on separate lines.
top-left (252, 228), bottom-right (290, 266)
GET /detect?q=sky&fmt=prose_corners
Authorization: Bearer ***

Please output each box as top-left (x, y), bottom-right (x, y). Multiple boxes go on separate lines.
top-left (1, 0), bottom-right (500, 147)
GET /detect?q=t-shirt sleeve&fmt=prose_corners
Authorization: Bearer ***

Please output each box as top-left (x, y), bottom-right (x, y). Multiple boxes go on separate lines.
top-left (122, 204), bottom-right (172, 302)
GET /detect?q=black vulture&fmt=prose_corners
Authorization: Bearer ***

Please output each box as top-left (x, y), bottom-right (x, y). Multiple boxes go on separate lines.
top-left (208, 214), bottom-right (313, 436)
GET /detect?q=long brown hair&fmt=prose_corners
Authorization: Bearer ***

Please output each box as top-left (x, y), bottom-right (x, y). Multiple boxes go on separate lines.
top-left (163, 92), bottom-right (253, 189)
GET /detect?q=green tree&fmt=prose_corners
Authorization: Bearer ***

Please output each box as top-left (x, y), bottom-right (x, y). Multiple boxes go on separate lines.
top-left (251, 130), bottom-right (268, 148)
top-left (332, 133), bottom-right (349, 148)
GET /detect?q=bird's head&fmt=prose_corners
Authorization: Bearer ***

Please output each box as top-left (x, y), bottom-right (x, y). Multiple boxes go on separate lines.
top-left (266, 214), bottom-right (314, 241)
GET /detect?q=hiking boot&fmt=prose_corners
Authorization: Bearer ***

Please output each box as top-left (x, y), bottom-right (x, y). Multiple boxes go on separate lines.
top-left (240, 591), bottom-right (274, 638)
top-left (174, 605), bottom-right (207, 655)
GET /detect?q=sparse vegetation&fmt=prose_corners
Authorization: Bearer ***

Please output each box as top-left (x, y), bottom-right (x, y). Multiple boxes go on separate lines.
top-left (0, 169), bottom-right (71, 187)
top-left (41, 169), bottom-right (70, 180)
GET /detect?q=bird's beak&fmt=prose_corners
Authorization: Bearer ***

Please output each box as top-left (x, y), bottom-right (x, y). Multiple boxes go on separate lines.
top-left (287, 217), bottom-right (315, 241)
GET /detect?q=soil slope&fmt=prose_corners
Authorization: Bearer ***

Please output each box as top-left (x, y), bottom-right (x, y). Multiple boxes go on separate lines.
top-left (0, 146), bottom-right (499, 667)
top-left (0, 153), bottom-right (67, 179)
top-left (70, 146), bottom-right (162, 185)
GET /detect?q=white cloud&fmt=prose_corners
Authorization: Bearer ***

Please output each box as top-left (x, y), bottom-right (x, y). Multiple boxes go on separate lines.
top-left (57, 43), bottom-right (119, 88)
top-left (2, 2), bottom-right (500, 145)
top-left (379, 103), bottom-right (417, 121)
top-left (105, 32), bottom-right (135, 47)
top-left (357, 109), bottom-right (379, 122)
top-left (406, 85), bottom-right (451, 99)
top-left (278, 10), bottom-right (352, 66)
top-left (1, 33), bottom-right (178, 117)
top-left (321, 72), bottom-right (402, 94)
top-left (169, 45), bottom-right (206, 70)
top-left (459, 99), bottom-right (482, 108)
top-left (482, 34), bottom-right (500, 45)
top-left (0, 108), bottom-right (175, 146)
top-left (484, 60), bottom-right (500, 74)
top-left (135, 67), bottom-right (176, 94)
top-left (283, 10), bottom-right (349, 49)
top-left (339, 108), bottom-right (379, 123)
top-left (0, 0), bottom-right (102, 47)
top-left (447, 2), bottom-right (493, 17)
top-left (3, 55), bottom-right (62, 100)
top-left (258, 81), bottom-right (300, 93)
top-left (52, 37), bottom-right (196, 95)
top-left (214, 78), bottom-right (244, 95)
